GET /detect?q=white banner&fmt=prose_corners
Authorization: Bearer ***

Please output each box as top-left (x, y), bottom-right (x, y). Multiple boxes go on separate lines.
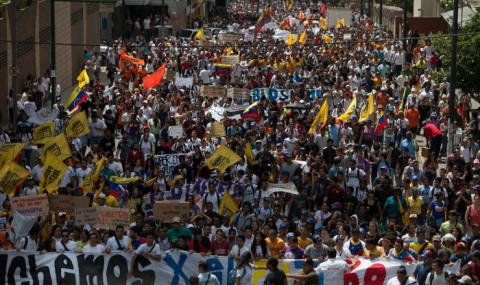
top-left (154, 154), bottom-right (185, 176)
top-left (266, 182), bottom-right (299, 196)
top-left (27, 108), bottom-right (59, 125)
top-left (175, 77), bottom-right (194, 86)
top-left (0, 251), bottom-right (461, 285)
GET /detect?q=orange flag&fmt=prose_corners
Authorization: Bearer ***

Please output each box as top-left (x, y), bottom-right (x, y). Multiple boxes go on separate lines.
top-left (142, 63), bottom-right (167, 90)
top-left (119, 43), bottom-right (126, 69)
top-left (119, 43), bottom-right (145, 69)
top-left (298, 10), bottom-right (303, 21)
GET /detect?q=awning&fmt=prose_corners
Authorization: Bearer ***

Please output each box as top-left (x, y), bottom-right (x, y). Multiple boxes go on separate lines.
top-left (441, 6), bottom-right (476, 27)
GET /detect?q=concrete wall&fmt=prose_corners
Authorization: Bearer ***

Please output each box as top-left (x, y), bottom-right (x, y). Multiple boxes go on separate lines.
top-left (0, 0), bottom-right (101, 125)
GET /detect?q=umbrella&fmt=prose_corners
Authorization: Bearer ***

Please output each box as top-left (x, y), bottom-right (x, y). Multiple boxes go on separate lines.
top-left (225, 104), bottom-right (248, 116)
top-left (284, 103), bottom-right (307, 109)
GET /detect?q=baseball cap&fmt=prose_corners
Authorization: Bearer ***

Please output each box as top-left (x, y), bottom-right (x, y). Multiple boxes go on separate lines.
top-left (263, 197), bottom-right (270, 202)
top-left (250, 122), bottom-right (256, 127)
top-left (315, 226), bottom-right (322, 232)
top-left (380, 165), bottom-right (388, 170)
top-left (409, 214), bottom-right (418, 219)
top-left (474, 174), bottom-right (480, 180)
top-left (332, 202), bottom-right (343, 210)
top-left (287, 232), bottom-right (295, 238)
top-left (474, 185), bottom-right (480, 191)
top-left (301, 209), bottom-right (308, 216)
top-left (172, 216), bottom-right (181, 223)
top-left (257, 215), bottom-right (265, 221)
top-left (313, 234), bottom-right (322, 243)
top-left (57, 212), bottom-right (67, 216)
top-left (98, 193), bottom-right (106, 199)
top-left (279, 223), bottom-right (288, 229)
top-left (187, 224), bottom-right (195, 229)
top-left (277, 143), bottom-right (283, 147)
top-left (421, 250), bottom-right (433, 258)
top-left (285, 153), bottom-right (292, 158)
top-left (222, 214), bottom-right (230, 219)
top-left (293, 175), bottom-right (300, 180)
top-left (412, 176), bottom-right (418, 181)
top-left (306, 217), bottom-right (314, 224)
top-left (457, 242), bottom-right (466, 249)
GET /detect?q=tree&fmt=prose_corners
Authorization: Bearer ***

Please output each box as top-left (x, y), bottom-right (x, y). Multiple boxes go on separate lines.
top-left (431, 14), bottom-right (480, 103)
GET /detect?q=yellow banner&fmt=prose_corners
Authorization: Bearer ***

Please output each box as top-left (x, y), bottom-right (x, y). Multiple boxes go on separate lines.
top-left (336, 95), bottom-right (357, 122)
top-left (40, 152), bottom-right (68, 194)
top-left (77, 69), bottom-right (90, 88)
top-left (245, 142), bottom-right (256, 165)
top-left (81, 156), bottom-right (106, 192)
top-left (219, 191), bottom-right (239, 223)
top-left (41, 133), bottom-right (72, 162)
top-left (359, 93), bottom-right (374, 122)
top-left (66, 111), bottom-right (90, 138)
top-left (32, 122), bottom-right (56, 144)
top-left (0, 143), bottom-right (25, 169)
top-left (110, 176), bottom-right (139, 185)
top-left (205, 145), bottom-right (242, 173)
top-left (0, 161), bottom-right (30, 195)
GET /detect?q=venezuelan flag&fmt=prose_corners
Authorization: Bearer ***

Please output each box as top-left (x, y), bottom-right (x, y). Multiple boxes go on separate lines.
top-left (254, 13), bottom-right (266, 34)
top-left (241, 102), bottom-right (261, 122)
top-left (375, 114), bottom-right (387, 136)
top-left (281, 17), bottom-right (290, 29)
top-left (214, 64), bottom-right (231, 75)
top-left (66, 86), bottom-right (88, 111)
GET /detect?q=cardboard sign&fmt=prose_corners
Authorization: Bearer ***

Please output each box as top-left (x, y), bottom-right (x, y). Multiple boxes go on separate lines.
top-left (199, 40), bottom-right (213, 47)
top-left (168, 125), bottom-right (184, 138)
top-left (222, 56), bottom-right (240, 64)
top-left (175, 77), bottom-right (194, 86)
top-left (153, 201), bottom-right (189, 223)
top-left (219, 34), bottom-right (241, 42)
top-left (211, 122), bottom-right (226, 137)
top-left (266, 182), bottom-right (299, 196)
top-left (201, 85), bottom-right (227, 97)
top-left (227, 88), bottom-right (250, 102)
top-left (163, 69), bottom-right (174, 80)
top-left (74, 207), bottom-right (97, 225)
top-left (11, 195), bottom-right (49, 217)
top-left (343, 33), bottom-right (352, 40)
top-left (96, 207), bottom-right (130, 229)
top-left (244, 34), bottom-right (254, 42)
top-left (50, 195), bottom-right (90, 215)
top-left (264, 22), bottom-right (279, 30)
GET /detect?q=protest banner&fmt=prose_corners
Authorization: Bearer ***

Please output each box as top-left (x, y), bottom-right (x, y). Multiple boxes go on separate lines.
top-left (205, 104), bottom-right (225, 121)
top-left (205, 145), bottom-right (242, 173)
top-left (264, 22), bottom-right (279, 30)
top-left (74, 207), bottom-right (98, 225)
top-left (95, 207), bottom-right (130, 229)
top-left (200, 85), bottom-right (227, 97)
top-left (210, 121), bottom-right (226, 137)
top-left (219, 33), bottom-right (242, 42)
top-left (163, 69), bottom-right (174, 80)
top-left (244, 33), bottom-right (254, 42)
top-left (143, 193), bottom-right (160, 218)
top-left (65, 111), bottom-right (90, 138)
top-left (251, 88), bottom-right (321, 102)
top-left (168, 125), bottom-right (183, 138)
top-left (41, 133), bottom-right (72, 162)
top-left (50, 195), bottom-right (90, 214)
top-left (40, 152), bottom-right (68, 194)
top-left (154, 154), bottom-right (184, 176)
top-left (0, 252), bottom-right (462, 285)
top-left (27, 108), bottom-right (59, 125)
top-left (174, 77), bottom-right (194, 86)
top-left (0, 143), bottom-right (25, 169)
top-left (221, 56), bottom-right (240, 64)
top-left (153, 201), bottom-right (189, 223)
top-left (164, 184), bottom-right (195, 201)
top-left (266, 182), bottom-right (299, 196)
top-left (227, 88), bottom-right (249, 104)
top-left (32, 121), bottom-right (56, 144)
top-left (11, 194), bottom-right (49, 216)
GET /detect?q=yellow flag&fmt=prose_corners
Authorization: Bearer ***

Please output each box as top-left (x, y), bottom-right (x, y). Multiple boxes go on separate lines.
top-left (77, 69), bottom-right (89, 88)
top-left (110, 176), bottom-right (139, 185)
top-left (40, 152), bottom-right (68, 194)
top-left (205, 145), bottom-right (242, 173)
top-left (66, 111), bottom-right (90, 138)
top-left (309, 98), bottom-right (329, 134)
top-left (144, 177), bottom-right (156, 187)
top-left (219, 191), bottom-right (239, 223)
top-left (245, 142), bottom-right (256, 165)
top-left (32, 122), bottom-right (56, 144)
top-left (226, 47), bottom-right (232, 56)
top-left (359, 93), bottom-right (375, 122)
top-left (0, 161), bottom-right (30, 195)
top-left (285, 33), bottom-right (297, 46)
top-left (299, 30), bottom-right (307, 45)
top-left (195, 27), bottom-right (205, 40)
top-left (81, 156), bottom-right (106, 193)
top-left (286, 0), bottom-right (293, 10)
top-left (337, 18), bottom-right (345, 28)
top-left (320, 17), bottom-right (327, 30)
top-left (0, 143), bottom-right (25, 169)
top-left (322, 34), bottom-right (332, 43)
top-left (41, 133), bottom-right (72, 162)
top-left (336, 95), bottom-right (357, 122)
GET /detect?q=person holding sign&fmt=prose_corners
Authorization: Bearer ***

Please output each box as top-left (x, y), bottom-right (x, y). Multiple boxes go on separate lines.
top-left (126, 231), bottom-right (162, 279)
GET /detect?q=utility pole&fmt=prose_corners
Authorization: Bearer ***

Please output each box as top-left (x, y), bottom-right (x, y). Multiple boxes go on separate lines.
top-left (11, 0), bottom-right (18, 123)
top-left (448, 0), bottom-right (459, 155)
top-left (379, 0), bottom-right (383, 26)
top-left (121, 0), bottom-right (125, 40)
top-left (51, 0), bottom-right (56, 109)
top-left (402, 0), bottom-right (408, 52)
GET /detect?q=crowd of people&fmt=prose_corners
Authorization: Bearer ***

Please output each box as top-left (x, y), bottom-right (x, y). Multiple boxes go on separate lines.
top-left (3, 0), bottom-right (480, 284)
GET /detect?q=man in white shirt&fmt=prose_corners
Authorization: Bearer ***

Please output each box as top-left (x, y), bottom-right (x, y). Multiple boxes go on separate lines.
top-left (16, 225), bottom-right (41, 251)
top-left (30, 158), bottom-right (44, 183)
top-left (126, 231), bottom-right (161, 279)
top-left (76, 159), bottom-right (91, 185)
top-left (105, 225), bottom-right (130, 252)
top-left (200, 67), bottom-right (211, 84)
top-left (82, 233), bottom-right (105, 253)
top-left (315, 248), bottom-right (359, 285)
top-left (59, 160), bottom-right (75, 194)
top-left (89, 113), bottom-right (107, 146)
top-left (57, 229), bottom-right (78, 252)
top-left (140, 100), bottom-right (153, 120)
top-left (107, 154), bottom-right (123, 177)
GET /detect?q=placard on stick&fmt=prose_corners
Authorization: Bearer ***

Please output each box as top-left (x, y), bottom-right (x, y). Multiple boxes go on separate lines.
top-left (219, 34), bottom-right (241, 42)
top-left (11, 194), bottom-right (49, 216)
top-left (227, 88), bottom-right (250, 102)
top-left (222, 56), bottom-right (240, 64)
top-left (153, 201), bottom-right (189, 223)
top-left (168, 125), bottom-right (184, 138)
top-left (201, 85), bottom-right (227, 97)
top-left (50, 195), bottom-right (90, 214)
top-left (96, 207), bottom-right (130, 229)
top-left (211, 121), bottom-right (226, 137)
top-left (74, 207), bottom-right (97, 225)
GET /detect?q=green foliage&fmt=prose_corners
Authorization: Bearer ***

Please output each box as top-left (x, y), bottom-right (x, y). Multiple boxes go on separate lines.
top-left (16, 1), bottom-right (28, 9)
top-left (0, 0), bottom-right (9, 4)
top-left (431, 14), bottom-right (480, 97)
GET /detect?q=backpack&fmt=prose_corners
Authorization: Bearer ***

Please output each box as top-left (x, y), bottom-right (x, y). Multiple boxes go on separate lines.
top-left (229, 267), bottom-right (246, 284)
top-left (429, 271), bottom-right (448, 284)
top-left (23, 236), bottom-right (38, 250)
top-left (204, 191), bottom-right (221, 208)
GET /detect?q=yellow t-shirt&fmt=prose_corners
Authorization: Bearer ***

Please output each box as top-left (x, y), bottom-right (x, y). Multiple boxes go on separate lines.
top-left (407, 196), bottom-right (423, 215)
top-left (265, 237), bottom-right (286, 257)
top-left (297, 236), bottom-right (313, 250)
top-left (363, 246), bottom-right (386, 258)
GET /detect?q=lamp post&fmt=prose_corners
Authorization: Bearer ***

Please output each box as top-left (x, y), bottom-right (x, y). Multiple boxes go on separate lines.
top-left (448, 0), bottom-right (459, 154)
top-left (51, 0), bottom-right (56, 109)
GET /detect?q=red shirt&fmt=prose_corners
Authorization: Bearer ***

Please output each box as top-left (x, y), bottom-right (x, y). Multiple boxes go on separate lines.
top-left (423, 123), bottom-right (442, 144)
top-left (209, 240), bottom-right (230, 256)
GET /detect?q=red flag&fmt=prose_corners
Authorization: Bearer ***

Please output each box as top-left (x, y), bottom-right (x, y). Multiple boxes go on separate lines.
top-left (119, 43), bottom-right (125, 69)
top-left (321, 4), bottom-right (326, 15)
top-left (314, 35), bottom-right (320, 45)
top-left (142, 63), bottom-right (167, 90)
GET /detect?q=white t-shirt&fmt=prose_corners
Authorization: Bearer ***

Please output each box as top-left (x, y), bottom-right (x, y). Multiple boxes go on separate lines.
top-left (56, 240), bottom-right (78, 252)
top-left (106, 236), bottom-right (130, 250)
top-left (76, 167), bottom-right (92, 184)
top-left (230, 245), bottom-right (250, 258)
top-left (135, 242), bottom-right (161, 256)
top-left (386, 276), bottom-right (418, 285)
top-left (204, 192), bottom-right (222, 213)
top-left (16, 236), bottom-right (38, 251)
top-left (236, 265), bottom-right (254, 285)
top-left (60, 167), bottom-right (75, 187)
top-left (346, 168), bottom-right (366, 188)
top-left (316, 259), bottom-right (350, 285)
top-left (425, 271), bottom-right (447, 285)
top-left (82, 244), bottom-right (105, 253)
top-left (198, 272), bottom-right (220, 285)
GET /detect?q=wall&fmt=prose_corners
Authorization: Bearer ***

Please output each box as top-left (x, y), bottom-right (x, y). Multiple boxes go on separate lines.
top-left (0, 0), bottom-right (101, 125)
top-left (394, 16), bottom-right (449, 37)
top-left (371, 3), bottom-right (404, 33)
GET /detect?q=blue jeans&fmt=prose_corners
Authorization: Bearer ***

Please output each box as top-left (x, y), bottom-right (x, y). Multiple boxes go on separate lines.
top-left (385, 136), bottom-right (396, 151)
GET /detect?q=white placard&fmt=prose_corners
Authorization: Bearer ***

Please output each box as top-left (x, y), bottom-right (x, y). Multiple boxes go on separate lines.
top-left (264, 22), bottom-right (279, 30)
top-left (175, 77), bottom-right (194, 86)
top-left (244, 33), bottom-right (254, 42)
top-left (11, 211), bottom-right (37, 237)
top-left (168, 125), bottom-right (184, 138)
top-left (266, 182), bottom-right (299, 196)
top-left (344, 33), bottom-right (352, 40)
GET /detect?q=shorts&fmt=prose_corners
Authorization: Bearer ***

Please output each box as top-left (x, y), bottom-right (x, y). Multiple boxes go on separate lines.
top-left (410, 126), bottom-right (418, 134)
